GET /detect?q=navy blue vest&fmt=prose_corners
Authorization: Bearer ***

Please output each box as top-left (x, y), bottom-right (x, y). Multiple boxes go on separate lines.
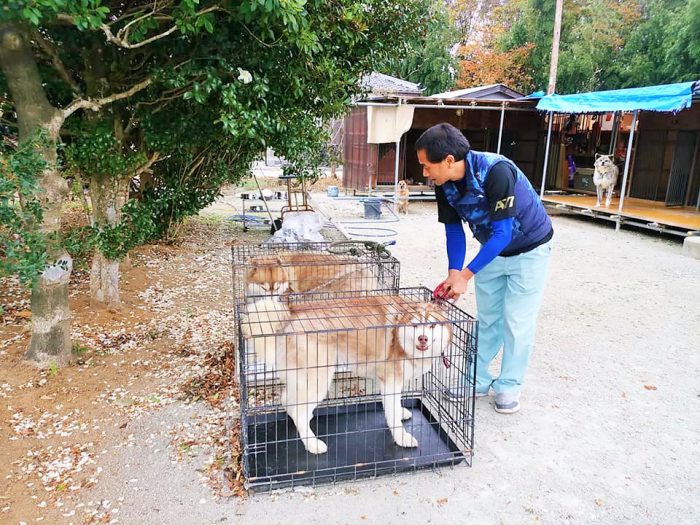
top-left (442, 150), bottom-right (552, 254)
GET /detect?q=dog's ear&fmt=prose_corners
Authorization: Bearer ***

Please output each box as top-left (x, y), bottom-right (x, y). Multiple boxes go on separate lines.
top-left (595, 153), bottom-right (601, 160)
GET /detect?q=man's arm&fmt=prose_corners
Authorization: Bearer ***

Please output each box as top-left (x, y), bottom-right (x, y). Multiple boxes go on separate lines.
top-left (445, 222), bottom-right (466, 270)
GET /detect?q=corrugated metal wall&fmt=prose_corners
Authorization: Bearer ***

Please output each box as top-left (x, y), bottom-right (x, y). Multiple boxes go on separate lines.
top-left (630, 131), bottom-right (667, 201)
top-left (342, 103), bottom-right (547, 191)
top-left (343, 107), bottom-right (377, 191)
top-left (666, 131), bottom-right (698, 206)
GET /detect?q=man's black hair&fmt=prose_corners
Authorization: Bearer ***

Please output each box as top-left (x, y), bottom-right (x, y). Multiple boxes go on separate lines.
top-left (415, 123), bottom-right (471, 163)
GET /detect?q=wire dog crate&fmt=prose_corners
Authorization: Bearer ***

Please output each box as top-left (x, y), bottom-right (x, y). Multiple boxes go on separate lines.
top-left (238, 287), bottom-right (477, 491)
top-left (231, 241), bottom-right (401, 303)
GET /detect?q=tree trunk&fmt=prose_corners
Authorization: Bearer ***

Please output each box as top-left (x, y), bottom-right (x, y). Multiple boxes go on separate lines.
top-left (0, 23), bottom-right (72, 365)
top-left (26, 256), bottom-right (73, 366)
top-left (90, 252), bottom-right (120, 308)
top-left (89, 173), bottom-right (128, 309)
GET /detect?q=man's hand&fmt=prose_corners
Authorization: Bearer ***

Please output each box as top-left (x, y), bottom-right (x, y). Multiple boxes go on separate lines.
top-left (434, 268), bottom-right (474, 301)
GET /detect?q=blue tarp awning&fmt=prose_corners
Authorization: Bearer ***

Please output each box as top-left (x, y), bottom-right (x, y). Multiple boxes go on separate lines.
top-left (536, 81), bottom-right (698, 114)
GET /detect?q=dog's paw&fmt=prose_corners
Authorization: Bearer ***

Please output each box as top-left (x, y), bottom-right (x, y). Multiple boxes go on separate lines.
top-left (401, 407), bottom-right (412, 421)
top-left (304, 437), bottom-right (328, 455)
top-left (393, 430), bottom-right (418, 448)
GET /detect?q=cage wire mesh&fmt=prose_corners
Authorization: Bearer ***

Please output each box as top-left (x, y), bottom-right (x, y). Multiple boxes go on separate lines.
top-left (231, 241), bottom-right (403, 384)
top-left (238, 287), bottom-right (477, 490)
top-left (231, 242), bottom-right (401, 303)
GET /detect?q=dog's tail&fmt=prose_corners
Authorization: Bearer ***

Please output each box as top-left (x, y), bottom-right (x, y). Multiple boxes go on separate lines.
top-left (240, 298), bottom-right (290, 368)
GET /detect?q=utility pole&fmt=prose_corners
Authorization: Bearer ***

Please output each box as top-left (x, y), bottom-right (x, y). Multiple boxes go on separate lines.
top-left (547, 0), bottom-right (564, 95)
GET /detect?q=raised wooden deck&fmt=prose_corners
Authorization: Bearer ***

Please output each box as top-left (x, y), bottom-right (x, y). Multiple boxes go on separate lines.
top-left (543, 193), bottom-right (700, 236)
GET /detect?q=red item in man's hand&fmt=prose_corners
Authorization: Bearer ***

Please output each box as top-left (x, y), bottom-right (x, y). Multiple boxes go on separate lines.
top-left (433, 282), bottom-right (450, 300)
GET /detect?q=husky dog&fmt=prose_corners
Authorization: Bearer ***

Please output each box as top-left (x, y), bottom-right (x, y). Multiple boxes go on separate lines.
top-left (244, 252), bottom-right (378, 299)
top-left (397, 180), bottom-right (410, 214)
top-left (242, 295), bottom-right (452, 454)
top-left (593, 154), bottom-right (619, 208)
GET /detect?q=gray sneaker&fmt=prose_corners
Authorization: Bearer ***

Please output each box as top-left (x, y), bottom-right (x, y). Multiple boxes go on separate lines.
top-left (494, 393), bottom-right (520, 414)
top-left (443, 386), bottom-right (489, 401)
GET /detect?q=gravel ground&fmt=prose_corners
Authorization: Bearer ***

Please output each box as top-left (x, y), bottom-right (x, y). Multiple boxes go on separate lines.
top-left (73, 190), bottom-right (700, 525)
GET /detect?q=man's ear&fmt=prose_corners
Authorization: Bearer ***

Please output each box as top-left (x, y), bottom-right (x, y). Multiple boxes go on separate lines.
top-left (444, 154), bottom-right (456, 166)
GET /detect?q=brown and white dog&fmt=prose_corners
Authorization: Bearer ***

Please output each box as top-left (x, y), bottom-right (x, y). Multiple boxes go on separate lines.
top-left (593, 154), bottom-right (619, 208)
top-left (242, 295), bottom-right (452, 454)
top-left (397, 180), bottom-right (410, 214)
top-left (245, 252), bottom-right (378, 298)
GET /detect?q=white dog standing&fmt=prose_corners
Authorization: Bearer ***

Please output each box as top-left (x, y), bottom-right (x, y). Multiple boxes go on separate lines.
top-left (593, 154), bottom-right (619, 208)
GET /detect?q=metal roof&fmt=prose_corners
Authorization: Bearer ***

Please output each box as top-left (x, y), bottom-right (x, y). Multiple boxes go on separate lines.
top-left (360, 72), bottom-right (424, 97)
top-left (430, 83), bottom-right (525, 100)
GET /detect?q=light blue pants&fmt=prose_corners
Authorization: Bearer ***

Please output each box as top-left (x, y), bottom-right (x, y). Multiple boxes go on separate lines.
top-left (473, 240), bottom-right (552, 394)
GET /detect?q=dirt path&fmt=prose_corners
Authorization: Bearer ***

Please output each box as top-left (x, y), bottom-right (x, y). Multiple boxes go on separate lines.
top-left (1, 218), bottom-right (266, 524)
top-left (2, 189), bottom-right (699, 525)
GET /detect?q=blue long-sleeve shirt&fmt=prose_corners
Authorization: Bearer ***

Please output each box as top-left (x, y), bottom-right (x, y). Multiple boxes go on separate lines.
top-left (445, 217), bottom-right (514, 274)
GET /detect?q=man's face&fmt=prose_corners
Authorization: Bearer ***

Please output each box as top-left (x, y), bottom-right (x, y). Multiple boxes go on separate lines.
top-left (417, 149), bottom-right (452, 186)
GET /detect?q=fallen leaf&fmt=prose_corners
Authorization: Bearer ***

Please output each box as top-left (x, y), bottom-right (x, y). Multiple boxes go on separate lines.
top-left (15, 310), bottom-right (32, 318)
top-left (643, 385), bottom-right (657, 391)
top-left (437, 497), bottom-right (448, 507)
top-left (595, 498), bottom-right (604, 507)
top-left (393, 489), bottom-right (399, 496)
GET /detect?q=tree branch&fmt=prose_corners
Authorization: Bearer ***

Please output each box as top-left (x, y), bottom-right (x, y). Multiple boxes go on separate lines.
top-left (99, 5), bottom-right (225, 49)
top-left (239, 22), bottom-right (284, 48)
top-left (62, 77), bottom-right (153, 119)
top-left (133, 151), bottom-right (161, 177)
top-left (116, 7), bottom-right (159, 44)
top-left (31, 29), bottom-right (83, 96)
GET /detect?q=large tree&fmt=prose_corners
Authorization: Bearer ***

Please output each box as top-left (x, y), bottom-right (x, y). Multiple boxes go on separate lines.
top-left (1, 0), bottom-right (429, 365)
top-left (380, 0), bottom-right (457, 95)
top-left (612, 0), bottom-right (700, 88)
top-left (494, 0), bottom-right (697, 94)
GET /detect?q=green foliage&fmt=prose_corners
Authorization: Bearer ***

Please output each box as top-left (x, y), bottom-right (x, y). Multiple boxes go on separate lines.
top-left (378, 0), bottom-right (457, 94)
top-left (0, 138), bottom-right (48, 284)
top-left (499, 0), bottom-right (699, 94)
top-left (0, 0), bottom-right (110, 28)
top-left (65, 125), bottom-right (145, 179)
top-left (2, 0), bottom-right (430, 277)
top-left (72, 342), bottom-right (89, 355)
top-left (613, 0), bottom-right (700, 88)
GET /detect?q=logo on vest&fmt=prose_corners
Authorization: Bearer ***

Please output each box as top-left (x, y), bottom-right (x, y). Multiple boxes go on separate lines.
top-left (494, 196), bottom-right (514, 211)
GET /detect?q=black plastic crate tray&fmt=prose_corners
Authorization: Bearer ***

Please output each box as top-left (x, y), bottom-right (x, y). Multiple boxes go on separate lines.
top-left (243, 398), bottom-right (466, 490)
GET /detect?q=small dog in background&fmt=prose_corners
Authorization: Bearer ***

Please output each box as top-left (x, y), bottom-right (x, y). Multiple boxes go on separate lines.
top-left (593, 154), bottom-right (619, 208)
top-left (397, 180), bottom-right (410, 214)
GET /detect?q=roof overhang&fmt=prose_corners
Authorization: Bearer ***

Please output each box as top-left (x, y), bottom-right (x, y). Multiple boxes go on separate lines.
top-left (536, 81), bottom-right (698, 114)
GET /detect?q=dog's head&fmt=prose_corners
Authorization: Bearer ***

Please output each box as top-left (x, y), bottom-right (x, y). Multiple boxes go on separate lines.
top-left (245, 258), bottom-right (290, 297)
top-left (398, 180), bottom-right (408, 191)
top-left (594, 154), bottom-right (615, 170)
top-left (394, 302), bottom-right (452, 366)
